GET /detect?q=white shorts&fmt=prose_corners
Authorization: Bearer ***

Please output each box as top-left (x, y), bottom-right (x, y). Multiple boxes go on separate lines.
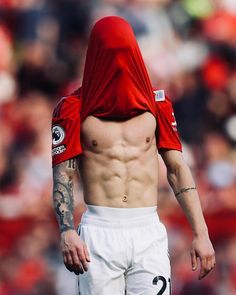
top-left (77, 205), bottom-right (171, 295)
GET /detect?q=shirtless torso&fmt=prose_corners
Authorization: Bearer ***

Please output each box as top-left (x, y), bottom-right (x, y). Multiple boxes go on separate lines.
top-left (79, 112), bottom-right (158, 207)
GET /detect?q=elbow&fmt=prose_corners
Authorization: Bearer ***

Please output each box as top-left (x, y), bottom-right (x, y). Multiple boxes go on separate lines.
top-left (166, 162), bottom-right (182, 176)
top-left (166, 160), bottom-right (190, 186)
top-left (166, 156), bottom-right (189, 175)
top-left (167, 172), bottom-right (176, 189)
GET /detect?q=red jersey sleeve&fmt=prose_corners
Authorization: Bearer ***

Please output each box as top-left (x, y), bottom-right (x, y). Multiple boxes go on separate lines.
top-left (154, 91), bottom-right (182, 152)
top-left (51, 95), bottom-right (82, 167)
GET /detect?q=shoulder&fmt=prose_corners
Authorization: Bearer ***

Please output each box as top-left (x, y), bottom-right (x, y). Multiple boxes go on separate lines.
top-left (52, 92), bottom-right (81, 119)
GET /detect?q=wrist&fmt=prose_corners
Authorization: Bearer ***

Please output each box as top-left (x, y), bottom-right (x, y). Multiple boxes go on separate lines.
top-left (193, 227), bottom-right (209, 238)
top-left (60, 225), bottom-right (75, 234)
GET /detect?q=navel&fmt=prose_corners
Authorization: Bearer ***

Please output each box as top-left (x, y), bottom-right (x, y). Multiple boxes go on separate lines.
top-left (146, 137), bottom-right (150, 143)
top-left (122, 194), bottom-right (128, 202)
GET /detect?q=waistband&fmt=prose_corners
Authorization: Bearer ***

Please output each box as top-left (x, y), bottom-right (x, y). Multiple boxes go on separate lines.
top-left (80, 205), bottom-right (159, 228)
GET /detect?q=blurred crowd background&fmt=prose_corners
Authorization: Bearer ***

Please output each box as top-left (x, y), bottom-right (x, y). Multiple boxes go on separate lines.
top-left (0, 0), bottom-right (236, 294)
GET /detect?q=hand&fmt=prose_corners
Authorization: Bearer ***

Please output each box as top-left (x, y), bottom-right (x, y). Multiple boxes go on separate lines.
top-left (190, 234), bottom-right (215, 280)
top-left (60, 229), bottom-right (90, 275)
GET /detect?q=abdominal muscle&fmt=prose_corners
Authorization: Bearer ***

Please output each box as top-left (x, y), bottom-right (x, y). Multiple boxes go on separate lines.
top-left (78, 113), bottom-right (159, 208)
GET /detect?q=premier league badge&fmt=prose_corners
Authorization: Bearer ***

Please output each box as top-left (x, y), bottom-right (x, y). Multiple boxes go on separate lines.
top-left (52, 125), bottom-right (65, 146)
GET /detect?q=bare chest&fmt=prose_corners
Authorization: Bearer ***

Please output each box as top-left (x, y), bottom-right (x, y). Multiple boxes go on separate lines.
top-left (81, 112), bottom-right (156, 160)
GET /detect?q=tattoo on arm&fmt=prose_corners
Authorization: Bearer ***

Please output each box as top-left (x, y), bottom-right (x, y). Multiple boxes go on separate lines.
top-left (53, 159), bottom-right (77, 233)
top-left (68, 158), bottom-right (76, 169)
top-left (175, 187), bottom-right (196, 197)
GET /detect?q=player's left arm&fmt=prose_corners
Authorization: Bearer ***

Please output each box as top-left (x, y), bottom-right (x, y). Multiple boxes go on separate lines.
top-left (161, 149), bottom-right (216, 280)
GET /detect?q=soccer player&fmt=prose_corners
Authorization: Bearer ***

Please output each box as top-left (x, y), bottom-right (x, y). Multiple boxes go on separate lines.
top-left (52, 16), bottom-right (215, 295)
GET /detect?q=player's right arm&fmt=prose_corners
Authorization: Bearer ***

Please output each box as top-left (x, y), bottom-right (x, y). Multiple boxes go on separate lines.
top-left (51, 92), bottom-right (89, 274)
top-left (53, 158), bottom-right (90, 274)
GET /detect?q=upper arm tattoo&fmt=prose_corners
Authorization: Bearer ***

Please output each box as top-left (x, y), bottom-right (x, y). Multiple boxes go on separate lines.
top-left (53, 158), bottom-right (77, 233)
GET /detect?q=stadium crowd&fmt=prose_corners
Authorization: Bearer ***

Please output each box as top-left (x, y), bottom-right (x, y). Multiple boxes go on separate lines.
top-left (0, 0), bottom-right (236, 294)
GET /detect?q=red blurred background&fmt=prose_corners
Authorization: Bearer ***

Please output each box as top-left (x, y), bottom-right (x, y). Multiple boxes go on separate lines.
top-left (0, 0), bottom-right (236, 294)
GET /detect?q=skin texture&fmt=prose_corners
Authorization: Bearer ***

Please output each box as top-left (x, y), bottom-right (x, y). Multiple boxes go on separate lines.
top-left (52, 112), bottom-right (215, 278)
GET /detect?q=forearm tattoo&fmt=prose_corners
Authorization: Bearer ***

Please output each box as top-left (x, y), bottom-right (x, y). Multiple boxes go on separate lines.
top-left (53, 159), bottom-right (77, 233)
top-left (175, 187), bottom-right (196, 197)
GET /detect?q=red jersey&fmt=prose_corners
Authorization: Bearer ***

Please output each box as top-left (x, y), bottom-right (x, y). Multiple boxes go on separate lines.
top-left (51, 89), bottom-right (182, 167)
top-left (52, 17), bottom-right (182, 167)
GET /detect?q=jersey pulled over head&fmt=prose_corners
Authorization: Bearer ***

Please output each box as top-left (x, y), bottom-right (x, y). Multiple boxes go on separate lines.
top-left (51, 16), bottom-right (182, 167)
top-left (81, 16), bottom-right (156, 121)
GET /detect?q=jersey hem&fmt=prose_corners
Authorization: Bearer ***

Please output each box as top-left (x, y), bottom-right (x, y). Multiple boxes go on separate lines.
top-left (52, 149), bottom-right (82, 167)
